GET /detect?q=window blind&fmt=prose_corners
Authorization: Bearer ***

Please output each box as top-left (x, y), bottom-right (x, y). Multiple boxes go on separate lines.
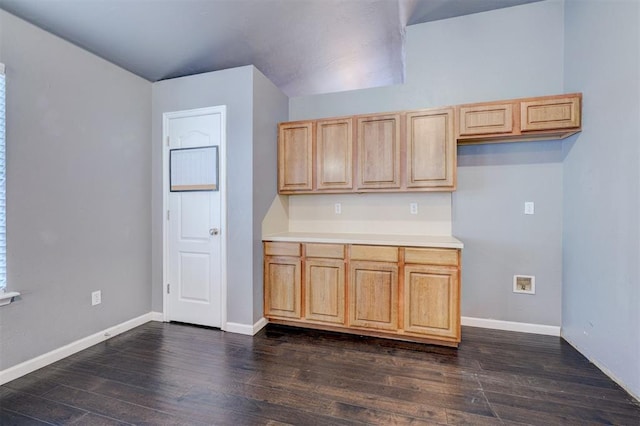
top-left (0, 65), bottom-right (6, 289)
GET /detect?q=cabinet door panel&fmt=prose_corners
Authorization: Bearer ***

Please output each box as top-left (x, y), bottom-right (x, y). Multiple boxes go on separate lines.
top-left (357, 114), bottom-right (401, 189)
top-left (404, 265), bottom-right (459, 339)
top-left (264, 257), bottom-right (301, 319)
top-left (349, 261), bottom-right (398, 330)
top-left (406, 108), bottom-right (455, 189)
top-left (305, 259), bottom-right (345, 324)
top-left (278, 122), bottom-right (313, 192)
top-left (317, 118), bottom-right (353, 190)
top-left (521, 96), bottom-right (580, 131)
top-left (459, 103), bottom-right (514, 136)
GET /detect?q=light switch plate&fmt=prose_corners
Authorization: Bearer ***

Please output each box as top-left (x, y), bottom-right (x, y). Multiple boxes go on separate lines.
top-left (524, 202), bottom-right (535, 215)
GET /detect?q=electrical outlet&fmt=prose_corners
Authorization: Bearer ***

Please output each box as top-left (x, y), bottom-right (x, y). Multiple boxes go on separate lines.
top-left (513, 275), bottom-right (535, 294)
top-left (524, 202), bottom-right (535, 215)
top-left (91, 290), bottom-right (102, 306)
top-left (334, 203), bottom-right (341, 215)
top-left (410, 202), bottom-right (418, 215)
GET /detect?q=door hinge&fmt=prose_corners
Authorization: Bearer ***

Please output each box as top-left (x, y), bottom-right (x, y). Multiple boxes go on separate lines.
top-left (167, 210), bottom-right (170, 220)
top-left (166, 136), bottom-right (170, 147)
top-left (167, 283), bottom-right (170, 294)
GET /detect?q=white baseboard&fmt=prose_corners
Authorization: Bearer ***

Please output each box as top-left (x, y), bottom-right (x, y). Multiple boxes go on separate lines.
top-left (225, 317), bottom-right (268, 336)
top-left (562, 334), bottom-right (640, 402)
top-left (149, 311), bottom-right (164, 322)
top-left (0, 312), bottom-right (155, 386)
top-left (462, 316), bottom-right (561, 336)
top-left (253, 317), bottom-right (268, 334)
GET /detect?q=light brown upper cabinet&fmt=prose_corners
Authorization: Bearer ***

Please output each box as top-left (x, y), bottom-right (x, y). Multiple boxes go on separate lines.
top-left (277, 109), bottom-right (453, 194)
top-left (458, 103), bottom-right (514, 136)
top-left (278, 121), bottom-right (313, 192)
top-left (356, 113), bottom-right (401, 190)
top-left (316, 118), bottom-right (353, 190)
top-left (457, 93), bottom-right (581, 144)
top-left (406, 108), bottom-right (456, 190)
top-left (520, 95), bottom-right (581, 132)
top-left (276, 93), bottom-right (581, 193)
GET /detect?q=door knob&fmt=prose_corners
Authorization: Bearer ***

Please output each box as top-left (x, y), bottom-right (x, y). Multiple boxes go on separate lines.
top-left (210, 228), bottom-right (219, 236)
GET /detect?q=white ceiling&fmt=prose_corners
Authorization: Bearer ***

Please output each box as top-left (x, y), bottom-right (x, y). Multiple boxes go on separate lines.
top-left (0, 0), bottom-right (541, 97)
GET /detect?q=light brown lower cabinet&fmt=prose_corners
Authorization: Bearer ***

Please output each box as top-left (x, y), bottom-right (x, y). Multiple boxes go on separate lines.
top-left (403, 264), bottom-right (459, 339)
top-left (264, 241), bottom-right (461, 347)
top-left (305, 258), bottom-right (345, 324)
top-left (264, 256), bottom-right (302, 319)
top-left (349, 261), bottom-right (398, 331)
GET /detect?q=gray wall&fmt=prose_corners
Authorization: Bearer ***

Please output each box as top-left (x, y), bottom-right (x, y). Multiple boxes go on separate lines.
top-left (0, 10), bottom-right (152, 370)
top-left (290, 0), bottom-right (565, 326)
top-left (251, 69), bottom-right (288, 323)
top-left (562, 0), bottom-right (640, 397)
top-left (151, 66), bottom-right (263, 326)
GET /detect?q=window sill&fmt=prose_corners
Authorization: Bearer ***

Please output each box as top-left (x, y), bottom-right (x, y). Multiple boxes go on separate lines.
top-left (0, 291), bottom-right (20, 307)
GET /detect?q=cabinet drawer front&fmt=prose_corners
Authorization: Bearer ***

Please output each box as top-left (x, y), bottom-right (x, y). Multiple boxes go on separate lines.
top-left (404, 248), bottom-right (459, 266)
top-left (521, 96), bottom-right (580, 131)
top-left (264, 242), bottom-right (301, 257)
top-left (350, 245), bottom-right (398, 262)
top-left (305, 243), bottom-right (345, 259)
top-left (459, 104), bottom-right (513, 136)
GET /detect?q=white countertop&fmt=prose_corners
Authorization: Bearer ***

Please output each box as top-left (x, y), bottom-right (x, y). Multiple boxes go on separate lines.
top-left (263, 232), bottom-right (463, 249)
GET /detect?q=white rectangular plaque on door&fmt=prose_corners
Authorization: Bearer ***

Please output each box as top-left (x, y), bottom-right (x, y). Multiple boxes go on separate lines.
top-left (170, 146), bottom-right (218, 191)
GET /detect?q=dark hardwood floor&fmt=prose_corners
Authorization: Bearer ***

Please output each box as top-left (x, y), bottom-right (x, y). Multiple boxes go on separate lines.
top-left (1, 322), bottom-right (639, 425)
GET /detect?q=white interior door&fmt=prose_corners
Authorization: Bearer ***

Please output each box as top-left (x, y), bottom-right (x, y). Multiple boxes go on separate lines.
top-left (164, 107), bottom-right (225, 328)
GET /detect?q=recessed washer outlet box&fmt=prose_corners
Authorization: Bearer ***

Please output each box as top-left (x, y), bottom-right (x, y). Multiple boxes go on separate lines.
top-left (513, 275), bottom-right (535, 294)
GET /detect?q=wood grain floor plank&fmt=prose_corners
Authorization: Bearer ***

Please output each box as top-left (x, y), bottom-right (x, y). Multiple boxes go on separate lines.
top-left (178, 385), bottom-right (356, 426)
top-left (328, 400), bottom-right (444, 425)
top-left (476, 369), bottom-right (637, 407)
top-left (490, 402), bottom-right (611, 426)
top-left (67, 412), bottom-right (132, 426)
top-left (486, 391), bottom-right (640, 425)
top-left (444, 408), bottom-right (514, 426)
top-left (41, 385), bottom-right (206, 426)
top-left (248, 372), bottom-right (451, 423)
top-left (0, 408), bottom-right (54, 426)
top-left (0, 388), bottom-right (89, 424)
top-left (479, 374), bottom-right (640, 416)
top-left (86, 379), bottom-right (303, 426)
top-left (2, 373), bottom-right (62, 397)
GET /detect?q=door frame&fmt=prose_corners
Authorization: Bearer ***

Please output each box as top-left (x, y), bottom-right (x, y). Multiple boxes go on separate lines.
top-left (162, 106), bottom-right (228, 331)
